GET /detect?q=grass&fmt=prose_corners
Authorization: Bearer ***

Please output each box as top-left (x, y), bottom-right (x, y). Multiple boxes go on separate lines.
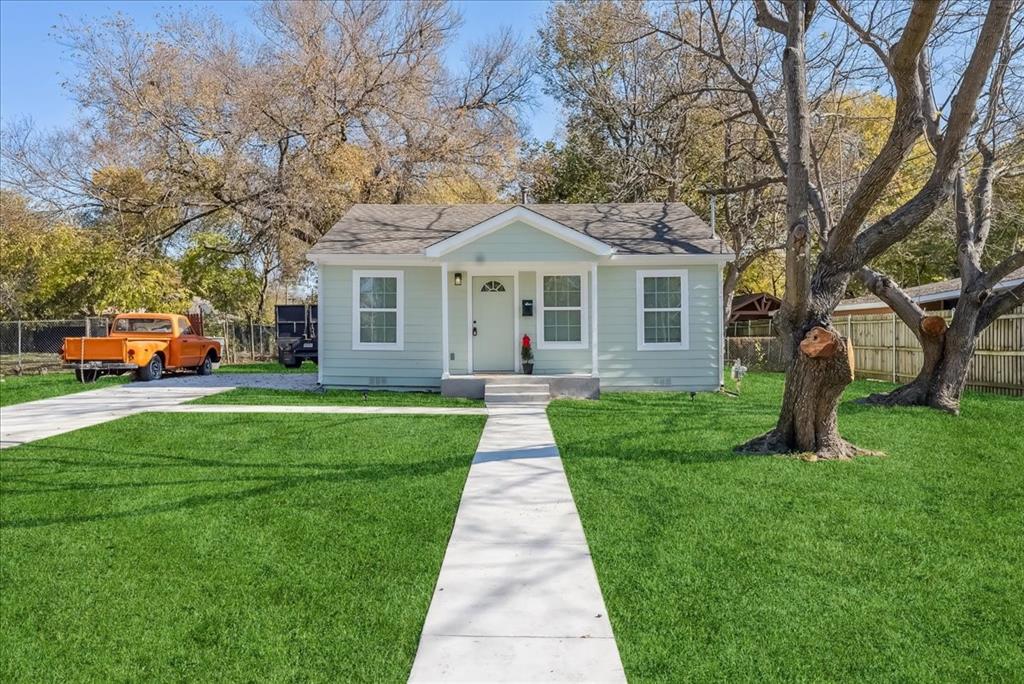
top-left (0, 412), bottom-right (485, 682)
top-left (0, 372), bottom-right (129, 408)
top-left (193, 387), bottom-right (485, 408)
top-left (549, 373), bottom-right (1023, 682)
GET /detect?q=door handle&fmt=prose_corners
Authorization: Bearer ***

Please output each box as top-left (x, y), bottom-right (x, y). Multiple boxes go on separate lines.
top-left (472, 320), bottom-right (478, 337)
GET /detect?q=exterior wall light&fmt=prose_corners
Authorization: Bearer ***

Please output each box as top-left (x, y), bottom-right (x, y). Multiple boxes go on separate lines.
top-left (453, 272), bottom-right (463, 286)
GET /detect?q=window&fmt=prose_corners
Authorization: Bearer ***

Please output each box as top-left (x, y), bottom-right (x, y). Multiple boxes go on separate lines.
top-left (480, 280), bottom-right (506, 293)
top-left (538, 272), bottom-right (588, 349)
top-left (178, 318), bottom-right (194, 335)
top-left (352, 270), bottom-right (404, 350)
top-left (637, 270), bottom-right (688, 351)
top-left (113, 317), bottom-right (172, 333)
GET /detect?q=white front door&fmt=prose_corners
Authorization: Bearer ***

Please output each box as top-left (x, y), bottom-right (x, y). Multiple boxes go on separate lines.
top-left (472, 275), bottom-right (514, 371)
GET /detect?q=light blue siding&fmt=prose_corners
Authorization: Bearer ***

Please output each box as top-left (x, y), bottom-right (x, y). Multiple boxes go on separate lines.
top-left (597, 265), bottom-right (721, 390)
top-left (444, 220), bottom-right (598, 263)
top-left (448, 270), bottom-right (469, 375)
top-left (320, 265), bottom-right (443, 388)
top-left (320, 262), bottom-right (722, 391)
top-left (519, 270), bottom-right (592, 374)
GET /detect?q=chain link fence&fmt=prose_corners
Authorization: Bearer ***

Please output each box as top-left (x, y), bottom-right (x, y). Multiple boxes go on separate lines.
top-left (0, 316), bottom-right (280, 375)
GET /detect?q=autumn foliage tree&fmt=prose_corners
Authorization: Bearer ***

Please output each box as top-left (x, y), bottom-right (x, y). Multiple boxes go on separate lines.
top-left (1, 0), bottom-right (533, 282)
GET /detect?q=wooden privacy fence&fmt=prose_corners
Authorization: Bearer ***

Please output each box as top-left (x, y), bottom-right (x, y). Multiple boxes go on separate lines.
top-left (727, 304), bottom-right (1024, 396)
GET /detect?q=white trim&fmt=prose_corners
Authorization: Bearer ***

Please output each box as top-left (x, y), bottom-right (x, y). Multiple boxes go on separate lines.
top-left (513, 270), bottom-right (521, 372)
top-left (441, 263), bottom-right (449, 378)
top-left (308, 252), bottom-right (734, 267)
top-left (636, 269), bottom-right (690, 351)
top-left (716, 263), bottom-right (724, 388)
top-left (351, 270), bottom-right (405, 351)
top-left (607, 253), bottom-right (733, 265)
top-left (590, 263), bottom-right (599, 377)
top-left (468, 276), bottom-right (475, 374)
top-left (536, 269), bottom-right (589, 350)
top-left (423, 205), bottom-right (615, 257)
top-left (317, 263), bottom-right (324, 386)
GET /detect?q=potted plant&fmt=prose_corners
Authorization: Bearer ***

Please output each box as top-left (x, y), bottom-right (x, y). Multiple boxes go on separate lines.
top-left (521, 333), bottom-right (534, 375)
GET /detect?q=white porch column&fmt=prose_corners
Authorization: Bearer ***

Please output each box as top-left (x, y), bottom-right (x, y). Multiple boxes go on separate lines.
top-left (316, 262), bottom-right (324, 387)
top-left (441, 262), bottom-right (450, 378)
top-left (590, 262), bottom-right (599, 377)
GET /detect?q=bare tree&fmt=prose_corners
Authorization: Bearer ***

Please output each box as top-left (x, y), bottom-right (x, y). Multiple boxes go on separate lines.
top-left (538, 0), bottom-right (786, 326)
top-left (636, 0), bottom-right (1013, 457)
top-left (731, 0), bottom-right (1014, 458)
top-left (858, 6), bottom-right (1024, 412)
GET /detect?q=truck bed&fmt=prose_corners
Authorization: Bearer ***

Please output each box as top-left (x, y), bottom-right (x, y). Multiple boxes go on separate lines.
top-left (63, 337), bottom-right (128, 363)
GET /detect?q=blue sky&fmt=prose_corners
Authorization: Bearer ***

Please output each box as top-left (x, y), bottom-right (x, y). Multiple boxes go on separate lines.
top-left (0, 0), bottom-right (560, 140)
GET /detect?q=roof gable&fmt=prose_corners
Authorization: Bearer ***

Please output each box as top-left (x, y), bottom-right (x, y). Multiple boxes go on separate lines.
top-left (423, 206), bottom-right (614, 258)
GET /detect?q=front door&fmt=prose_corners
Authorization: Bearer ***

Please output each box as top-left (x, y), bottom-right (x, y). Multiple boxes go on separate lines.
top-left (472, 275), bottom-right (514, 371)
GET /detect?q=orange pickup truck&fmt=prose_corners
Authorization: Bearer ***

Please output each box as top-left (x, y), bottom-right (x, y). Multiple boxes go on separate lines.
top-left (62, 313), bottom-right (222, 382)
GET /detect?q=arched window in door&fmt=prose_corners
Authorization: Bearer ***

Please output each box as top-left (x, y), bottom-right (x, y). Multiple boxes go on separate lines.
top-left (480, 280), bottom-right (506, 293)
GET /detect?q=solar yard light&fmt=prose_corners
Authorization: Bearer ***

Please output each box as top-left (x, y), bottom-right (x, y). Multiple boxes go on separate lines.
top-left (731, 358), bottom-right (748, 394)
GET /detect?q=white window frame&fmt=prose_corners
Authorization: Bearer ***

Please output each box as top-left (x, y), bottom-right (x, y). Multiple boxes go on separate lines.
top-left (352, 270), bottom-right (404, 351)
top-left (636, 269), bottom-right (689, 351)
top-left (537, 270), bottom-right (589, 350)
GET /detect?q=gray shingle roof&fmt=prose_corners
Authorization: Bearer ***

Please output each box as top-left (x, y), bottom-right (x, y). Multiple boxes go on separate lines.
top-left (308, 203), bottom-right (731, 256)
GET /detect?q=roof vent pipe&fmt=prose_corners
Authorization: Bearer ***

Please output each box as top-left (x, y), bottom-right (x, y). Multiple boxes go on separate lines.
top-left (709, 193), bottom-right (716, 237)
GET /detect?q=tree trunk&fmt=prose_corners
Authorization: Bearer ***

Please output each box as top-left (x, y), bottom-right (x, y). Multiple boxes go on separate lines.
top-left (862, 301), bottom-right (984, 415)
top-left (740, 325), bottom-right (870, 460)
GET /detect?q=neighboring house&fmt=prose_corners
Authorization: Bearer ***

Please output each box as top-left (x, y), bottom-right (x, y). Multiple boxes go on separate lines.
top-left (836, 267), bottom-right (1024, 315)
top-left (728, 292), bottom-right (782, 323)
top-left (307, 203), bottom-right (734, 396)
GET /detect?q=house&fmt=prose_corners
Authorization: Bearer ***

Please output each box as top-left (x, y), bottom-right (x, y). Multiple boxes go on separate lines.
top-left (836, 267), bottom-right (1024, 315)
top-left (729, 292), bottom-right (782, 323)
top-left (307, 203), bottom-right (734, 397)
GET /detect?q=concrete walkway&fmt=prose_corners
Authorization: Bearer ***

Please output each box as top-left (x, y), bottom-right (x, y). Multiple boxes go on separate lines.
top-left (409, 403), bottom-right (626, 683)
top-left (162, 404), bottom-right (487, 415)
top-left (0, 384), bottom-right (230, 448)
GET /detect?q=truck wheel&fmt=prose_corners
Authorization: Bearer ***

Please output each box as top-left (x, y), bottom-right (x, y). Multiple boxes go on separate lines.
top-left (137, 355), bottom-right (163, 382)
top-left (75, 369), bottom-right (99, 383)
top-left (196, 354), bottom-right (214, 376)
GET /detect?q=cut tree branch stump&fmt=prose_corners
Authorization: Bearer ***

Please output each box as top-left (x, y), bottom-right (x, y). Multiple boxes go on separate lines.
top-left (799, 326), bottom-right (839, 358)
top-left (921, 315), bottom-right (947, 337)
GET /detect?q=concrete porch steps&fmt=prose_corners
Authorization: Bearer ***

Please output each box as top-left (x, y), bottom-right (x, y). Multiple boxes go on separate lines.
top-left (443, 374), bottom-right (599, 400)
top-left (484, 383), bottom-right (551, 404)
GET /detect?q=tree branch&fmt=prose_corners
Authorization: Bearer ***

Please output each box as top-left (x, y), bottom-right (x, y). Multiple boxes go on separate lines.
top-left (976, 282), bottom-right (1024, 333)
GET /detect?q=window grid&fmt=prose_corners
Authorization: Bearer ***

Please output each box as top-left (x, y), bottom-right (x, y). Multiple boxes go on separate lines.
top-left (637, 270), bottom-right (687, 351)
top-left (352, 271), bottom-right (403, 349)
top-left (538, 273), bottom-right (587, 349)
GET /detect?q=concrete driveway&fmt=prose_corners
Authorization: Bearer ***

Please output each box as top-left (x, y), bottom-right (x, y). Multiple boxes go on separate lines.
top-left (0, 372), bottom-right (317, 449)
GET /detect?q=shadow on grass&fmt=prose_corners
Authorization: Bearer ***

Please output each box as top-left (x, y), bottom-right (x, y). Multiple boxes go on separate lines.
top-left (1, 412), bottom-right (479, 530)
top-left (1, 451), bottom-right (470, 530)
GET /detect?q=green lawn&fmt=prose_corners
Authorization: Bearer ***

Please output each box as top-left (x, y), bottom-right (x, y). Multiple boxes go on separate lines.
top-left (549, 374), bottom-right (1023, 682)
top-left (194, 387), bottom-right (485, 408)
top-left (0, 412), bottom-right (485, 681)
top-left (0, 372), bottom-right (129, 408)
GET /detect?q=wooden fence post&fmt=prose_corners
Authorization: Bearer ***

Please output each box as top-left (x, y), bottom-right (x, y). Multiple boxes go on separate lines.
top-left (891, 313), bottom-right (897, 383)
